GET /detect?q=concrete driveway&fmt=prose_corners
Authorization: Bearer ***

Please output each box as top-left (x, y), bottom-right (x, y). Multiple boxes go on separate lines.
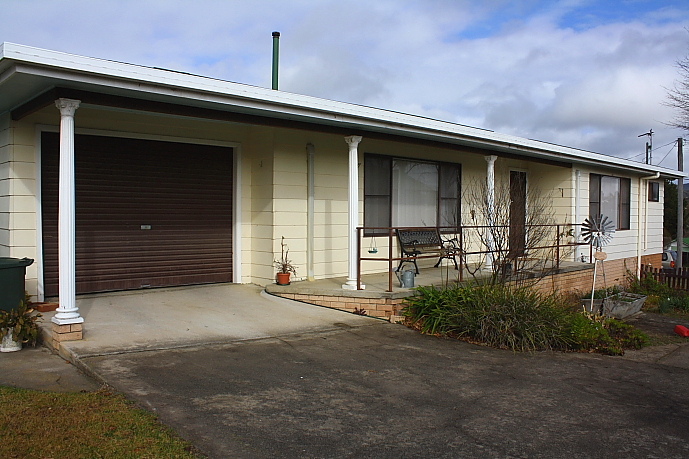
top-left (45, 284), bottom-right (374, 358)
top-left (67, 285), bottom-right (689, 459)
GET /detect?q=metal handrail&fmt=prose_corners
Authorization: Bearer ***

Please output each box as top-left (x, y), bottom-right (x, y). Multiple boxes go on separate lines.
top-left (356, 224), bottom-right (589, 292)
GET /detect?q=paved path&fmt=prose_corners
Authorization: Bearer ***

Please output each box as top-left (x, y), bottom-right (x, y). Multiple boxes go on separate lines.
top-left (84, 321), bottom-right (689, 459)
top-left (0, 345), bottom-right (100, 392)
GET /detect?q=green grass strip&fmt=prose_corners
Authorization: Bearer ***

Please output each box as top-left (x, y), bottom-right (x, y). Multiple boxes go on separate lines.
top-left (0, 386), bottom-right (203, 459)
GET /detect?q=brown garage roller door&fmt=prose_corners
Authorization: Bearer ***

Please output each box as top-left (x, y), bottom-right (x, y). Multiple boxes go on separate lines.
top-left (41, 132), bottom-right (233, 296)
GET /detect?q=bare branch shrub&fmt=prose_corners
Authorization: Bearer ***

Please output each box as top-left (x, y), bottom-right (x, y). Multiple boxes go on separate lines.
top-left (461, 176), bottom-right (573, 287)
top-left (665, 48), bottom-right (689, 132)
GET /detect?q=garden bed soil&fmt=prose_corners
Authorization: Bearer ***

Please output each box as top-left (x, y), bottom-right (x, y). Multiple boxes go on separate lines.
top-left (624, 312), bottom-right (689, 339)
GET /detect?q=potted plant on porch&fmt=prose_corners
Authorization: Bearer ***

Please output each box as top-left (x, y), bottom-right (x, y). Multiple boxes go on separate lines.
top-left (274, 236), bottom-right (297, 285)
top-left (0, 300), bottom-right (42, 352)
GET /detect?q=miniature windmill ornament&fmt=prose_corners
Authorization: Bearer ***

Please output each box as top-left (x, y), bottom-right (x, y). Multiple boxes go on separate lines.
top-left (581, 215), bottom-right (615, 312)
top-left (581, 215), bottom-right (615, 251)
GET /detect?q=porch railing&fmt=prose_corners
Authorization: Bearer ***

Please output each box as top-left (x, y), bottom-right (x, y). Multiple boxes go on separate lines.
top-left (356, 224), bottom-right (589, 292)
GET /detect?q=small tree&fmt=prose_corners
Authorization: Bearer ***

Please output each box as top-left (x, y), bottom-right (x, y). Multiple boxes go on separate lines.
top-left (461, 177), bottom-right (574, 286)
top-left (665, 44), bottom-right (689, 133)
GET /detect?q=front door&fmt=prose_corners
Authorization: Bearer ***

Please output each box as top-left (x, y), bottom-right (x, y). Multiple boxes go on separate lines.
top-left (509, 171), bottom-right (527, 259)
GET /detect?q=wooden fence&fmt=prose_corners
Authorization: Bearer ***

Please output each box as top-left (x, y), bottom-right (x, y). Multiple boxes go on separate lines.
top-left (641, 264), bottom-right (689, 291)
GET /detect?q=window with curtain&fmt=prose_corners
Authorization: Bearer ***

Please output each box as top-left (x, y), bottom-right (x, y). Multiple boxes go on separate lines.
top-left (392, 160), bottom-right (438, 227)
top-left (589, 173), bottom-right (631, 230)
top-left (363, 155), bottom-right (392, 234)
top-left (364, 154), bottom-right (460, 235)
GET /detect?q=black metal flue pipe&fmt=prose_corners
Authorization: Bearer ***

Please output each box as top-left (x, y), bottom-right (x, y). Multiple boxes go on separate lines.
top-left (272, 31), bottom-right (280, 90)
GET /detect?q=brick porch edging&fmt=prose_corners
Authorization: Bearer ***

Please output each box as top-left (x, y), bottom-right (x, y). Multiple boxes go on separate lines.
top-left (269, 292), bottom-right (408, 319)
top-left (266, 255), bottom-right (658, 320)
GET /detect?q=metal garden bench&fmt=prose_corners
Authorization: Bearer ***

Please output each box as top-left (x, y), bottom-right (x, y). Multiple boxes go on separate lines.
top-left (396, 228), bottom-right (459, 274)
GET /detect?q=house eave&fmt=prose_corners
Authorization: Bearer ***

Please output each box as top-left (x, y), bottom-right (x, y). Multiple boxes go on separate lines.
top-left (1, 42), bottom-right (685, 179)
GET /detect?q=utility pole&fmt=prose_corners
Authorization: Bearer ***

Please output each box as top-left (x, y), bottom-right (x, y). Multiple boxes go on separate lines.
top-left (647, 142), bottom-right (651, 165)
top-left (679, 137), bottom-right (684, 269)
top-left (638, 130), bottom-right (653, 164)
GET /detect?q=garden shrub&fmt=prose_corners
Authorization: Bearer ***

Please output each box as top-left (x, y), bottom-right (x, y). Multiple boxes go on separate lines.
top-left (627, 271), bottom-right (689, 314)
top-left (606, 318), bottom-right (648, 350)
top-left (568, 313), bottom-right (614, 353)
top-left (581, 285), bottom-right (622, 300)
top-left (404, 283), bottom-right (648, 355)
top-left (567, 313), bottom-right (648, 355)
top-left (627, 272), bottom-right (672, 297)
top-left (403, 285), bottom-right (472, 335)
top-left (404, 283), bottom-right (573, 352)
top-left (659, 294), bottom-right (689, 313)
top-left (644, 294), bottom-right (662, 310)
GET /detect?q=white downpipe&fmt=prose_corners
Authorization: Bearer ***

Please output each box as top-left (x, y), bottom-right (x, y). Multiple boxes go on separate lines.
top-left (343, 136), bottom-right (363, 289)
top-left (484, 155), bottom-right (497, 271)
top-left (574, 170), bottom-right (581, 262)
top-left (637, 172), bottom-right (660, 277)
top-left (52, 98), bottom-right (84, 325)
top-left (307, 143), bottom-right (315, 281)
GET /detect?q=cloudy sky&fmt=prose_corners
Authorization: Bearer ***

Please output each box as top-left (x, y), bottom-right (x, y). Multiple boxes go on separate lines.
top-left (2, 0), bottom-right (688, 167)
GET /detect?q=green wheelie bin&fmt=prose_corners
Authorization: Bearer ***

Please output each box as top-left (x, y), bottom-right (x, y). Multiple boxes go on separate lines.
top-left (0, 257), bottom-right (34, 312)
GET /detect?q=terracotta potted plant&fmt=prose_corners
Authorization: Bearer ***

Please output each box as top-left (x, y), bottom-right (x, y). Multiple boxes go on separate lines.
top-left (274, 236), bottom-right (297, 285)
top-left (0, 300), bottom-right (42, 352)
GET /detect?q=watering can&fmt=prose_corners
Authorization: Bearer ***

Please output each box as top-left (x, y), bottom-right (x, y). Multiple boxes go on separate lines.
top-left (395, 266), bottom-right (416, 288)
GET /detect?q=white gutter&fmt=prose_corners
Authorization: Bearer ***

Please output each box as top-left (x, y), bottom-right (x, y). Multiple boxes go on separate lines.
top-left (637, 172), bottom-right (660, 277)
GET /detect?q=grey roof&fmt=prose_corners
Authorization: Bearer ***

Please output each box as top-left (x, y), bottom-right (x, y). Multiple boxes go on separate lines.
top-left (0, 42), bottom-right (684, 178)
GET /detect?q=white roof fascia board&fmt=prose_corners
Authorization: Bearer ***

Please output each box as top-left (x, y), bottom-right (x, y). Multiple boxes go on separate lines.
top-left (13, 63), bottom-right (684, 178)
top-left (3, 44), bottom-right (487, 134)
top-left (0, 65), bottom-right (17, 86)
top-left (2, 43), bottom-right (685, 178)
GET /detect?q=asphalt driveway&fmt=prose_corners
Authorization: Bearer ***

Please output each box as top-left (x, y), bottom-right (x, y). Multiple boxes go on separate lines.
top-left (84, 320), bottom-right (689, 459)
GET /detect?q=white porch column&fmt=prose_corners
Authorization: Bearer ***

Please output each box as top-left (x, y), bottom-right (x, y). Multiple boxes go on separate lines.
top-left (574, 169), bottom-right (581, 262)
top-left (484, 155), bottom-right (498, 271)
top-left (52, 98), bottom-right (84, 325)
top-left (343, 135), bottom-right (364, 290)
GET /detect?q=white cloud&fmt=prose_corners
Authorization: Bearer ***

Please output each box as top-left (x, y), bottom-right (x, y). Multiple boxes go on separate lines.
top-left (1, 0), bottom-right (687, 163)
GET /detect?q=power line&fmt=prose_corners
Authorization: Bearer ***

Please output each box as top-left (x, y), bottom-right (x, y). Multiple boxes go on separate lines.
top-left (652, 139), bottom-right (677, 152)
top-left (625, 138), bottom-right (684, 163)
top-left (656, 141), bottom-right (679, 167)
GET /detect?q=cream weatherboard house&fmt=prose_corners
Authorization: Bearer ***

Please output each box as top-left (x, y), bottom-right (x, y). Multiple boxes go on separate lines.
top-left (0, 43), bottom-right (683, 332)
